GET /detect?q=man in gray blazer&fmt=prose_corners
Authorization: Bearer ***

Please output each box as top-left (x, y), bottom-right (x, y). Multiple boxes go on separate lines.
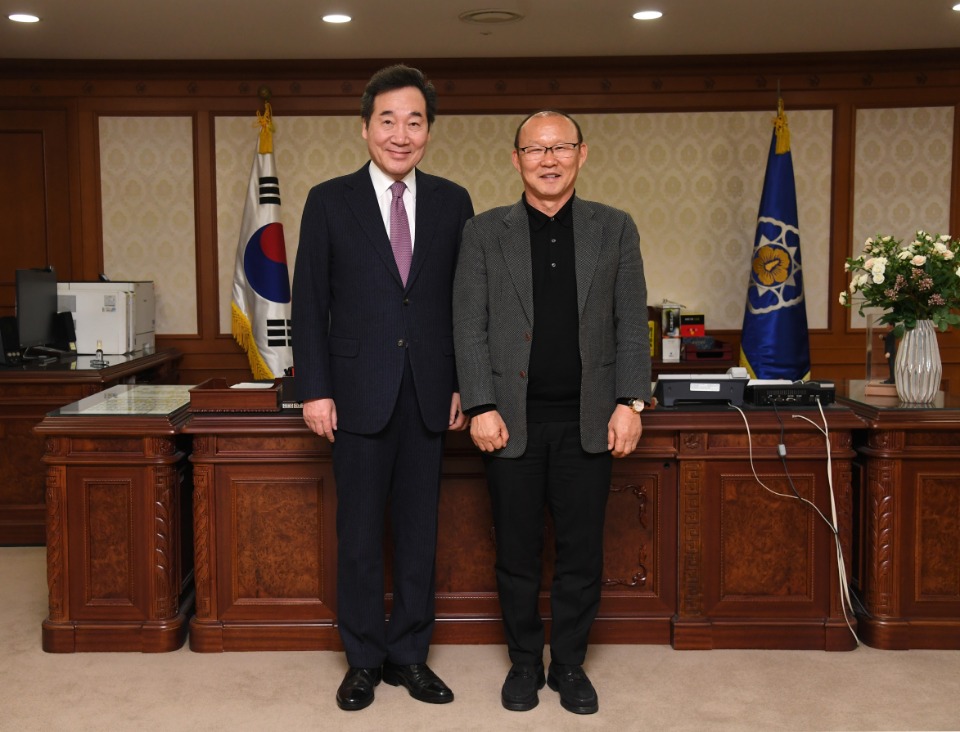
top-left (453, 110), bottom-right (650, 715)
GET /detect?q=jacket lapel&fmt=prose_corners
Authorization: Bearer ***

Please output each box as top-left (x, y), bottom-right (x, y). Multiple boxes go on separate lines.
top-left (572, 198), bottom-right (602, 320)
top-left (407, 169), bottom-right (438, 289)
top-left (343, 163), bottom-right (405, 287)
top-left (499, 202), bottom-right (535, 326)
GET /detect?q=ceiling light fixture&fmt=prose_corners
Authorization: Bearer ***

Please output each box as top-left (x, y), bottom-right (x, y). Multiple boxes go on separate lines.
top-left (322, 14), bottom-right (351, 23)
top-left (459, 9), bottom-right (524, 24)
top-left (632, 10), bottom-right (663, 21)
top-left (8, 13), bottom-right (40, 23)
top-left (953, 2), bottom-right (960, 10)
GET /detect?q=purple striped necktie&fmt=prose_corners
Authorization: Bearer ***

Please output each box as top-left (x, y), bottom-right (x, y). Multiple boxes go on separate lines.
top-left (389, 181), bottom-right (412, 285)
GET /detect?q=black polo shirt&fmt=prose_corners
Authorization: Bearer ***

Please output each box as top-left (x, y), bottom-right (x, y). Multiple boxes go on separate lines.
top-left (524, 194), bottom-right (581, 423)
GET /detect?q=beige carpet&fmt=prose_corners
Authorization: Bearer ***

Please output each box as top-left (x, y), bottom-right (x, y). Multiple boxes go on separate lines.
top-left (2, 546), bottom-right (958, 732)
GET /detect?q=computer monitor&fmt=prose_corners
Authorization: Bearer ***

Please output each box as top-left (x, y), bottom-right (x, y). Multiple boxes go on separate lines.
top-left (15, 268), bottom-right (58, 356)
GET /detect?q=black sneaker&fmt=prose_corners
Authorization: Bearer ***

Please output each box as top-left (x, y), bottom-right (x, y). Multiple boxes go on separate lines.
top-left (501, 662), bottom-right (546, 711)
top-left (547, 663), bottom-right (598, 714)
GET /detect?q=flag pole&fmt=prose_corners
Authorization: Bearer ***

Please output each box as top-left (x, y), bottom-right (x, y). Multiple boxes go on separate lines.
top-left (230, 90), bottom-right (294, 380)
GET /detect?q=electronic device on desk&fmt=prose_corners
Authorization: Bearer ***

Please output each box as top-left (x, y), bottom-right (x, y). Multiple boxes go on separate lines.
top-left (745, 379), bottom-right (836, 406)
top-left (14, 267), bottom-right (72, 364)
top-left (280, 372), bottom-right (303, 409)
top-left (653, 367), bottom-right (750, 407)
top-left (0, 316), bottom-right (22, 366)
top-left (57, 280), bottom-right (155, 355)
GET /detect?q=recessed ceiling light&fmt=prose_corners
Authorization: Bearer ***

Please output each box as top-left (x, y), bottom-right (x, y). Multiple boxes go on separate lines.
top-left (459, 9), bottom-right (524, 24)
top-left (8, 13), bottom-right (40, 23)
top-left (953, 2), bottom-right (960, 10)
top-left (322, 14), bottom-right (351, 23)
top-left (633, 10), bottom-right (663, 21)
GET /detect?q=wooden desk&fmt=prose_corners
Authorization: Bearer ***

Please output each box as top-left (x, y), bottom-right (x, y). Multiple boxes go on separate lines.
top-left (0, 349), bottom-right (181, 545)
top-left (184, 402), bottom-right (861, 652)
top-left (839, 381), bottom-right (960, 649)
top-left (35, 385), bottom-right (195, 653)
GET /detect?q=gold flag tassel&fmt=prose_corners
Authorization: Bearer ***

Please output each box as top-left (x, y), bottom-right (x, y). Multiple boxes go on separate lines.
top-left (231, 301), bottom-right (274, 380)
top-left (256, 101), bottom-right (275, 154)
top-left (774, 97), bottom-right (790, 154)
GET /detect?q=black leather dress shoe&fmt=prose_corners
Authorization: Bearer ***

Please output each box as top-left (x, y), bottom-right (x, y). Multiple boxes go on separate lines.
top-left (547, 663), bottom-right (599, 715)
top-left (336, 667), bottom-right (382, 711)
top-left (501, 662), bottom-right (545, 711)
top-left (382, 662), bottom-right (454, 704)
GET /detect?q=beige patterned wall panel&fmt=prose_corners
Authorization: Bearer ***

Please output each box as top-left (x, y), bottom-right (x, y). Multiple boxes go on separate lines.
top-left (573, 110), bottom-right (832, 331)
top-left (851, 107), bottom-right (954, 325)
top-left (216, 110), bottom-right (832, 334)
top-left (100, 116), bottom-right (197, 334)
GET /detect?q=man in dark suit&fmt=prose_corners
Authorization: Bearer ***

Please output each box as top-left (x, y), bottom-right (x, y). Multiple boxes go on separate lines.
top-left (453, 110), bottom-right (650, 715)
top-left (292, 64), bottom-right (473, 712)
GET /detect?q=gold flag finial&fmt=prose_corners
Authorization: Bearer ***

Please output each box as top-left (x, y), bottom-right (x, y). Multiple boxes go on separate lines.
top-left (256, 101), bottom-right (275, 155)
top-left (773, 97), bottom-right (790, 155)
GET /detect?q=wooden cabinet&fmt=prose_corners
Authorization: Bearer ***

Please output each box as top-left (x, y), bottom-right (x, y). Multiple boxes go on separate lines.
top-left (666, 407), bottom-right (862, 651)
top-left (0, 350), bottom-right (180, 545)
top-left (186, 416), bottom-right (339, 652)
top-left (840, 382), bottom-right (960, 649)
top-left (185, 404), bottom-right (860, 652)
top-left (38, 386), bottom-right (863, 653)
top-left (184, 417), bottom-right (678, 651)
top-left (35, 385), bottom-right (195, 652)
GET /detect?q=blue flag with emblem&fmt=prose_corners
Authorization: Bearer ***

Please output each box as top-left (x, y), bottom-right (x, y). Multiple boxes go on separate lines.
top-left (231, 102), bottom-right (293, 379)
top-left (739, 99), bottom-right (811, 381)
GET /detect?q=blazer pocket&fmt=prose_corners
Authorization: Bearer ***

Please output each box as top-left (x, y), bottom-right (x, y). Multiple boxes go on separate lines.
top-left (328, 336), bottom-right (359, 357)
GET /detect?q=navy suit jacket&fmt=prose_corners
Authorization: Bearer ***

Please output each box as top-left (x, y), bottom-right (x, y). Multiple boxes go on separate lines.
top-left (292, 163), bottom-right (474, 434)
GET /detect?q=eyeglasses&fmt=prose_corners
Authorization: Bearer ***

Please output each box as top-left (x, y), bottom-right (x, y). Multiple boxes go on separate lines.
top-left (516, 142), bottom-right (581, 160)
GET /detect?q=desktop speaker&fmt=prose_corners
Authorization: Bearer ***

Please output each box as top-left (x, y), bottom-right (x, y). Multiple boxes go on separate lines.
top-left (52, 311), bottom-right (77, 352)
top-left (0, 316), bottom-right (19, 365)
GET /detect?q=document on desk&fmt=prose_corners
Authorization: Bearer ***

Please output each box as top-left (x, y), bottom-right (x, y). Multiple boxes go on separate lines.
top-left (59, 384), bottom-right (193, 416)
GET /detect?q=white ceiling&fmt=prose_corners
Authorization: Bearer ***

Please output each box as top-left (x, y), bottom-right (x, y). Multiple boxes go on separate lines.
top-left (1, 0), bottom-right (959, 61)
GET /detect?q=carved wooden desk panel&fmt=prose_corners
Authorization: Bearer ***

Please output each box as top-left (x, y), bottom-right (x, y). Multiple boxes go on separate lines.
top-left (36, 388), bottom-right (194, 652)
top-left (184, 413), bottom-right (678, 651)
top-left (184, 406), bottom-right (858, 651)
top-left (0, 349), bottom-right (180, 545)
top-left (840, 382), bottom-right (960, 649)
top-left (663, 407), bottom-right (863, 652)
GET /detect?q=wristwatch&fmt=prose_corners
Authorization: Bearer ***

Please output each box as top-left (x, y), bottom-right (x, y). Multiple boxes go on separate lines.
top-left (626, 398), bottom-right (645, 414)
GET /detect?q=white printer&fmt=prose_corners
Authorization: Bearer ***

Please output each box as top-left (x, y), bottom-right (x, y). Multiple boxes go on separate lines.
top-left (57, 281), bottom-right (156, 355)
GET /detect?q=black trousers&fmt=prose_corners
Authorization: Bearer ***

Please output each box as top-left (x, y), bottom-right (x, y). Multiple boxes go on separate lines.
top-left (331, 358), bottom-right (444, 668)
top-left (484, 420), bottom-right (612, 666)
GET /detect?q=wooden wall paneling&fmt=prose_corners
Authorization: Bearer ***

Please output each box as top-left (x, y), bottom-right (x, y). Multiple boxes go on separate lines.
top-left (0, 106), bottom-right (76, 313)
top-left (193, 109), bottom-right (221, 355)
top-left (6, 51), bottom-right (960, 389)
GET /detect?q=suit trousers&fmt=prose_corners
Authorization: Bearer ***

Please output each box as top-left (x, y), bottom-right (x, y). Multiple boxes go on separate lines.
top-left (484, 420), bottom-right (612, 666)
top-left (331, 356), bottom-right (444, 668)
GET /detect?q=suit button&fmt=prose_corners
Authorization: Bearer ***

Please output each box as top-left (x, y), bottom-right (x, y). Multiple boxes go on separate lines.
top-left (524, 332), bottom-right (531, 341)
top-left (403, 298), bottom-right (410, 305)
top-left (519, 370), bottom-right (526, 379)
top-left (397, 339), bottom-right (406, 347)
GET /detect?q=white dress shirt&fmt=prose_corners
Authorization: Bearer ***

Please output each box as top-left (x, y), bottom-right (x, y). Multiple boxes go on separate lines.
top-left (368, 163), bottom-right (417, 251)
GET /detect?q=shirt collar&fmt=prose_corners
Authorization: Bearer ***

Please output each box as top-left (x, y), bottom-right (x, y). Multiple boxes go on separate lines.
top-left (522, 192), bottom-right (575, 231)
top-left (368, 162), bottom-right (417, 199)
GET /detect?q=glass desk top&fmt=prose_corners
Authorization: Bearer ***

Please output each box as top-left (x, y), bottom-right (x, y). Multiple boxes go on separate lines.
top-left (52, 384), bottom-right (194, 417)
top-left (840, 379), bottom-right (960, 411)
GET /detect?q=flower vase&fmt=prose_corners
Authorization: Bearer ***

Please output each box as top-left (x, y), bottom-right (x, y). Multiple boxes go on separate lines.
top-left (894, 319), bottom-right (942, 403)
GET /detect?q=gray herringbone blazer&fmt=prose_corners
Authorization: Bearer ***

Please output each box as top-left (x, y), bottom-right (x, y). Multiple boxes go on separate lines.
top-left (453, 196), bottom-right (651, 458)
